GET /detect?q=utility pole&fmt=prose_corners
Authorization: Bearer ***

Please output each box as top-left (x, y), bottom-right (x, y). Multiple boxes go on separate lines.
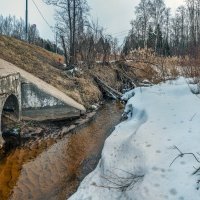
top-left (55, 25), bottom-right (58, 54)
top-left (25, 0), bottom-right (28, 41)
top-left (55, 31), bottom-right (58, 54)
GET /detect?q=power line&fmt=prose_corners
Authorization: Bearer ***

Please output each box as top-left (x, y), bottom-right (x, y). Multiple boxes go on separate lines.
top-left (31, 0), bottom-right (129, 38)
top-left (25, 0), bottom-right (28, 41)
top-left (109, 32), bottom-right (129, 41)
top-left (31, 0), bottom-right (54, 32)
top-left (30, 0), bottom-right (129, 42)
top-left (115, 32), bottom-right (129, 37)
top-left (111, 29), bottom-right (130, 36)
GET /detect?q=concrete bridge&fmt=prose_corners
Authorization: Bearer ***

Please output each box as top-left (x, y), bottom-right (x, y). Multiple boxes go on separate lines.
top-left (0, 59), bottom-right (85, 147)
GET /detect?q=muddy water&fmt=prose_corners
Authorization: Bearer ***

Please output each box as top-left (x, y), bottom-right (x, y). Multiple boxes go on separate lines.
top-left (0, 101), bottom-right (123, 200)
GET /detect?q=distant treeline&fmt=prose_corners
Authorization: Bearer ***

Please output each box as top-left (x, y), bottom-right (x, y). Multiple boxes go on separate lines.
top-left (0, 15), bottom-right (63, 54)
top-left (123, 0), bottom-right (200, 58)
top-left (43, 0), bottom-right (122, 66)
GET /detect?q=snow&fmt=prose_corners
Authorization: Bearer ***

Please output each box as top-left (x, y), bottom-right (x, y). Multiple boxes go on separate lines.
top-left (121, 90), bottom-right (135, 102)
top-left (90, 104), bottom-right (99, 111)
top-left (69, 77), bottom-right (200, 200)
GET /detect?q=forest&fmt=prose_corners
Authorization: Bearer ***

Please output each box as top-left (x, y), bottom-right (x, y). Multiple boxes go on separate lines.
top-left (45, 0), bottom-right (200, 64)
top-left (1, 0), bottom-right (200, 67)
top-left (124, 0), bottom-right (200, 58)
top-left (1, 1), bottom-right (200, 200)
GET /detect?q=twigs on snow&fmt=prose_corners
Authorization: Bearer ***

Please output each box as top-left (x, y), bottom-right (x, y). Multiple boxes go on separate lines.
top-left (95, 168), bottom-right (144, 192)
top-left (170, 146), bottom-right (200, 189)
top-left (170, 146), bottom-right (200, 168)
top-left (189, 113), bottom-right (197, 121)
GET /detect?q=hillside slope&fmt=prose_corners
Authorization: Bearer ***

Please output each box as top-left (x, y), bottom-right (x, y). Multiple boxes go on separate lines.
top-left (0, 35), bottom-right (102, 107)
top-left (0, 35), bottom-right (156, 108)
top-left (0, 58), bottom-right (85, 111)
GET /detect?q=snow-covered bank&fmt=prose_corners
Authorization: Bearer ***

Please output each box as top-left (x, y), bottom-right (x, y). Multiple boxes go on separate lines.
top-left (69, 77), bottom-right (200, 200)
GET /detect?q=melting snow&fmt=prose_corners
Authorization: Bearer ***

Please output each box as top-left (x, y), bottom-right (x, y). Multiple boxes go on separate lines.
top-left (69, 77), bottom-right (200, 200)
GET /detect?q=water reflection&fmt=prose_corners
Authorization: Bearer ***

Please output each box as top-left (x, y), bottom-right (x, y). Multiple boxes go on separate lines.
top-left (0, 102), bottom-right (122, 200)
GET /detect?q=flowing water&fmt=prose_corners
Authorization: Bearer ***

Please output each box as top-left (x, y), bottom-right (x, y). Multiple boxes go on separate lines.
top-left (0, 101), bottom-right (123, 200)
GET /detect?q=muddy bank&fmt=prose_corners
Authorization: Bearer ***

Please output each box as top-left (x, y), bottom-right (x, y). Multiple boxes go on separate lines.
top-left (1, 106), bottom-right (98, 153)
top-left (0, 101), bottom-right (123, 200)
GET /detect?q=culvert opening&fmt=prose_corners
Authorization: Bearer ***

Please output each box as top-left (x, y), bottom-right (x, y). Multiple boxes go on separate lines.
top-left (1, 94), bottom-right (20, 148)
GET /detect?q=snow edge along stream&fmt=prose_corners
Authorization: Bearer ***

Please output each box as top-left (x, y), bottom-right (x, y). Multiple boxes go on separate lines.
top-left (69, 77), bottom-right (200, 200)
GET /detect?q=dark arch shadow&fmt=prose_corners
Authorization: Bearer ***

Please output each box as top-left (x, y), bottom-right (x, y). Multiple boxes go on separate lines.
top-left (1, 94), bottom-right (20, 150)
top-left (2, 94), bottom-right (19, 127)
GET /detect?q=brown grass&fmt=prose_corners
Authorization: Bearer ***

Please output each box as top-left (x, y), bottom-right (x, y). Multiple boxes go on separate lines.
top-left (125, 48), bottom-right (180, 83)
top-left (0, 35), bottom-right (104, 107)
top-left (0, 35), bottom-right (139, 108)
top-left (0, 36), bottom-right (175, 107)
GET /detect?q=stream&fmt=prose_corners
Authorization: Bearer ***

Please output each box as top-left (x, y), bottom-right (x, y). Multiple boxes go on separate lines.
top-left (0, 101), bottom-right (123, 200)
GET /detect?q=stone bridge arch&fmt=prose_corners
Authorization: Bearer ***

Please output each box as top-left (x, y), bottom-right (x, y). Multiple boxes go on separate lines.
top-left (0, 94), bottom-right (20, 132)
top-left (0, 73), bottom-right (21, 147)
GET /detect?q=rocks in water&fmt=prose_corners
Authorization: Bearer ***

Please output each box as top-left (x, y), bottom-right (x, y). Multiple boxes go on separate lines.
top-left (31, 128), bottom-right (44, 137)
top-left (2, 128), bottom-right (21, 149)
top-left (3, 127), bottom-right (20, 138)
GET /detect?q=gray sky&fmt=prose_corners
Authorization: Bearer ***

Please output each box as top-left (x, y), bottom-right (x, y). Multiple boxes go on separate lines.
top-left (0, 0), bottom-right (184, 43)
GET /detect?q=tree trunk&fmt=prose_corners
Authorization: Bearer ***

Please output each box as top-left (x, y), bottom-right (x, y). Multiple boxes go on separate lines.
top-left (61, 35), bottom-right (68, 65)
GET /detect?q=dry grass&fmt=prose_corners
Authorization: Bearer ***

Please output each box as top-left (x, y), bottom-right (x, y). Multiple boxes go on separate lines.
top-left (0, 36), bottom-right (174, 107)
top-left (0, 35), bottom-right (104, 107)
top-left (0, 35), bottom-right (128, 107)
top-left (125, 48), bottom-right (180, 83)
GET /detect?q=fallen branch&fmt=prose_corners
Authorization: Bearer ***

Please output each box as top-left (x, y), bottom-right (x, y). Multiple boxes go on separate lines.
top-left (94, 76), bottom-right (122, 99)
top-left (116, 69), bottom-right (137, 88)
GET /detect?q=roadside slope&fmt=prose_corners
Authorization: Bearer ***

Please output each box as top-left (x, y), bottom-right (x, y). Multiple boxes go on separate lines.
top-left (0, 35), bottom-right (102, 107)
top-left (0, 35), bottom-right (158, 108)
top-left (0, 59), bottom-right (85, 111)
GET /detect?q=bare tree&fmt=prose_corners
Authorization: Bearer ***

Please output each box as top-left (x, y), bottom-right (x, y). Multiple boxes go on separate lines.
top-left (44, 0), bottom-right (89, 67)
top-left (135, 0), bottom-right (151, 48)
top-left (28, 24), bottom-right (39, 44)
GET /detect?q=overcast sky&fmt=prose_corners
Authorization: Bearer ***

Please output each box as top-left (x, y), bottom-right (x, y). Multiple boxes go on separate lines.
top-left (0, 0), bottom-right (184, 43)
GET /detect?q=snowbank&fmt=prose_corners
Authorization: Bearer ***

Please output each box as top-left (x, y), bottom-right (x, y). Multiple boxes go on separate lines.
top-left (69, 77), bottom-right (200, 200)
